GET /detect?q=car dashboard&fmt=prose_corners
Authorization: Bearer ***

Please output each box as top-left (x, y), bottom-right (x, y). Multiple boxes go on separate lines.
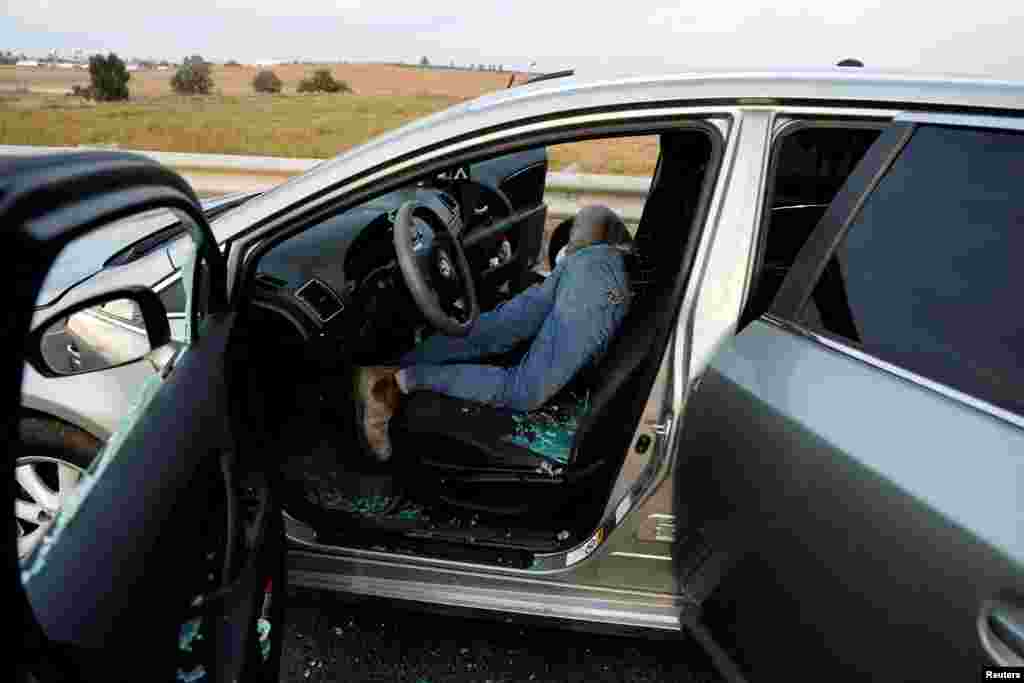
top-left (250, 185), bottom-right (464, 359)
top-left (246, 146), bottom-right (548, 360)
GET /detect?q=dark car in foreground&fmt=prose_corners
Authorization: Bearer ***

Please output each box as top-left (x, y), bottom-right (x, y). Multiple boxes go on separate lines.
top-left (9, 69), bottom-right (1024, 681)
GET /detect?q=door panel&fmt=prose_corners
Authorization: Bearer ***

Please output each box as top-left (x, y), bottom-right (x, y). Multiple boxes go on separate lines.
top-left (687, 117), bottom-right (1024, 678)
top-left (7, 152), bottom-right (284, 681)
top-left (688, 320), bottom-right (1022, 678)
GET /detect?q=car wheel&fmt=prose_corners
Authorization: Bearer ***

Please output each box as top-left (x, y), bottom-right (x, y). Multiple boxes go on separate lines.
top-left (14, 416), bottom-right (102, 561)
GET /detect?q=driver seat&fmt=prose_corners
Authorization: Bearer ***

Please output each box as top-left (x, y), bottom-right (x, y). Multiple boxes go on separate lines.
top-left (389, 133), bottom-right (706, 513)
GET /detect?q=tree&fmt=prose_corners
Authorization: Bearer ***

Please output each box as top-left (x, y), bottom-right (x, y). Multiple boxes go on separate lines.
top-left (225, 59), bottom-right (242, 67)
top-left (0, 50), bottom-right (24, 66)
top-left (836, 58), bottom-right (864, 67)
top-left (296, 68), bottom-right (351, 94)
top-left (171, 55), bottom-right (214, 95)
top-left (252, 69), bottom-right (282, 93)
top-left (419, 56), bottom-right (430, 67)
top-left (88, 53), bottom-right (130, 101)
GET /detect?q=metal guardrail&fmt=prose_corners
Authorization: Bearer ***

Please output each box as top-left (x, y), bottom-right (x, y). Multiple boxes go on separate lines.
top-left (0, 144), bottom-right (649, 223)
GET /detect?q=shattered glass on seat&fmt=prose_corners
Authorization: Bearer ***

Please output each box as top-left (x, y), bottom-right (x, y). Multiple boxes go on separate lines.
top-left (502, 391), bottom-right (589, 465)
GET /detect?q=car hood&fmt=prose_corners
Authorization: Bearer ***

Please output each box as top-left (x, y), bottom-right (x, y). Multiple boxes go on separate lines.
top-left (35, 192), bottom-right (250, 308)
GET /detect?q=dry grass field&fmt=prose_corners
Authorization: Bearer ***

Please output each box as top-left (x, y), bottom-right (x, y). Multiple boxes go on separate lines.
top-left (0, 64), bottom-right (658, 175)
top-left (0, 63), bottom-right (524, 98)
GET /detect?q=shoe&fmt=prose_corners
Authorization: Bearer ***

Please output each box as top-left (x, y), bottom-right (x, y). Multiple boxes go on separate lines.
top-left (353, 366), bottom-right (400, 462)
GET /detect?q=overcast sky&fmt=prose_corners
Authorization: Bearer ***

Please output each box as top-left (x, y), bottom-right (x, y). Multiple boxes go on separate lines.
top-left (4, 0), bottom-right (1023, 78)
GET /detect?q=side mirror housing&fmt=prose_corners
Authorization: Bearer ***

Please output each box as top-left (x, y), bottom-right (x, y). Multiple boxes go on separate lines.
top-left (27, 287), bottom-right (172, 378)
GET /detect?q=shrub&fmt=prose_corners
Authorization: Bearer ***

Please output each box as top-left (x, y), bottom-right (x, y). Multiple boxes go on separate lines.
top-left (252, 69), bottom-right (282, 94)
top-left (170, 55), bottom-right (214, 95)
top-left (225, 59), bottom-right (242, 68)
top-left (296, 68), bottom-right (351, 94)
top-left (88, 53), bottom-right (130, 101)
top-left (69, 84), bottom-right (95, 99)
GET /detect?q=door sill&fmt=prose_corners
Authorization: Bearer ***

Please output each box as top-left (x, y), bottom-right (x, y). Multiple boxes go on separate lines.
top-left (286, 547), bottom-right (694, 633)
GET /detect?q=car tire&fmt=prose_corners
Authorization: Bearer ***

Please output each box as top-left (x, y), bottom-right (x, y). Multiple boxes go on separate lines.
top-left (14, 415), bottom-right (102, 561)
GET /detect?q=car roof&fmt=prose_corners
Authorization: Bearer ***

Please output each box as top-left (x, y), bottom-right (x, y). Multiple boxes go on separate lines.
top-left (213, 68), bottom-right (1024, 248)
top-left (479, 68), bottom-right (1024, 114)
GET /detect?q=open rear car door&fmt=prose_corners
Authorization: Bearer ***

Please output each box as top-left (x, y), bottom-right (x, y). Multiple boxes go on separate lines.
top-left (7, 153), bottom-right (285, 682)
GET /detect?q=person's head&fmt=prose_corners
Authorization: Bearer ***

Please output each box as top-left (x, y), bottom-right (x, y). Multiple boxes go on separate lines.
top-left (565, 205), bottom-right (632, 257)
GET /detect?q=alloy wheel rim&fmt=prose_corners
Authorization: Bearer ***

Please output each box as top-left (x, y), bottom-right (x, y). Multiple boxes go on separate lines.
top-left (15, 455), bottom-right (88, 561)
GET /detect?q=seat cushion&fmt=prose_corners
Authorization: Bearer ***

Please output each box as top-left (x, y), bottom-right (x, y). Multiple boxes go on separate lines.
top-left (391, 388), bottom-right (589, 470)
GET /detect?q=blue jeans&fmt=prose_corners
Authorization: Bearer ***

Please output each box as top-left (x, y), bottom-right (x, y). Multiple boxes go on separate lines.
top-left (399, 244), bottom-right (631, 412)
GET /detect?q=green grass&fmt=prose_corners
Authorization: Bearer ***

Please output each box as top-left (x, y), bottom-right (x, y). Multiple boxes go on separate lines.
top-left (0, 93), bottom-right (660, 175)
top-left (0, 93), bottom-right (458, 159)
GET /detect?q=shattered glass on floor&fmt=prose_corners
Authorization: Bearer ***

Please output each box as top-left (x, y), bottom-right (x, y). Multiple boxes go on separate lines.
top-left (305, 486), bottom-right (424, 521)
top-left (284, 449), bottom-right (424, 521)
top-left (502, 391), bottom-right (589, 465)
top-left (177, 616), bottom-right (207, 682)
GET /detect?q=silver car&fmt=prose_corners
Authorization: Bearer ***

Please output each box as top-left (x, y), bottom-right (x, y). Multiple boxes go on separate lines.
top-left (13, 70), bottom-right (1024, 681)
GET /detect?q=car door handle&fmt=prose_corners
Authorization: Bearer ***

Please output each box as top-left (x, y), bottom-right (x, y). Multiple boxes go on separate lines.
top-left (66, 343), bottom-right (81, 359)
top-left (988, 605), bottom-right (1024, 659)
top-left (981, 600), bottom-right (1024, 665)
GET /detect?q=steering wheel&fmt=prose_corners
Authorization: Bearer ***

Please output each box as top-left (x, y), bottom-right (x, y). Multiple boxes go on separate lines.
top-left (393, 200), bottom-right (479, 336)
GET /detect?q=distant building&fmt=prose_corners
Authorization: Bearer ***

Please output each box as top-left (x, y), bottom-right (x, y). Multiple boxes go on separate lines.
top-left (16, 60), bottom-right (39, 67)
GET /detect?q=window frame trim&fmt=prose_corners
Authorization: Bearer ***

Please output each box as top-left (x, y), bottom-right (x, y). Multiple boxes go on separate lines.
top-left (762, 313), bottom-right (1024, 431)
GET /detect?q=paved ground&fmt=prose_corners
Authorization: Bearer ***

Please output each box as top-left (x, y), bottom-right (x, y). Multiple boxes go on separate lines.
top-left (280, 589), bottom-right (722, 683)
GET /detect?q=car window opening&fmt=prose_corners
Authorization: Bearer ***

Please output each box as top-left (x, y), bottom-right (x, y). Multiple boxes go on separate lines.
top-left (744, 124), bottom-right (881, 324)
top-left (230, 129), bottom-right (718, 568)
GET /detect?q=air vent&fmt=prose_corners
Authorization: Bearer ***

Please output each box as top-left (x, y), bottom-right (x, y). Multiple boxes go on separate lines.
top-left (295, 279), bottom-right (344, 323)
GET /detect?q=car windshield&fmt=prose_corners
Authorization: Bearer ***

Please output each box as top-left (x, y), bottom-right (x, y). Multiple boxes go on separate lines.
top-left (35, 209), bottom-right (178, 307)
top-left (35, 193), bottom-right (255, 308)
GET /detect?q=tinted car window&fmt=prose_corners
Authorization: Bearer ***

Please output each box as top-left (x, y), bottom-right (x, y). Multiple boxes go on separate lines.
top-left (802, 125), bottom-right (1024, 415)
top-left (746, 125), bottom-right (881, 319)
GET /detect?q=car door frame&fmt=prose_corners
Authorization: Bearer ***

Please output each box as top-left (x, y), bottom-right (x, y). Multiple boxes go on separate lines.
top-left (224, 107), bottom-right (749, 627)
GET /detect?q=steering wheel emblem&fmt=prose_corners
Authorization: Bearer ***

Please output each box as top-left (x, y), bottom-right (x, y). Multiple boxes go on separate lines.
top-left (393, 199), bottom-right (477, 336)
top-left (437, 250), bottom-right (455, 279)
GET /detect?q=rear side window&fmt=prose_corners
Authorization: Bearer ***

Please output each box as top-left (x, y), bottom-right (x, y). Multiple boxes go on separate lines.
top-left (801, 125), bottom-right (1024, 415)
top-left (746, 124), bottom-right (881, 319)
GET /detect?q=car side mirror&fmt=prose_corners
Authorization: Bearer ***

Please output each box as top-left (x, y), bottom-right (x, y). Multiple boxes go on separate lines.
top-left (28, 287), bottom-right (173, 377)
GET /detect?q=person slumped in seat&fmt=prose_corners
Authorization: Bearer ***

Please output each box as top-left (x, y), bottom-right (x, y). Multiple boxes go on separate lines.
top-left (355, 204), bottom-right (633, 461)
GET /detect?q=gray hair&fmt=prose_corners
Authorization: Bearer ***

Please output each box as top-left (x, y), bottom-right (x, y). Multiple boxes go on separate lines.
top-left (565, 205), bottom-right (633, 256)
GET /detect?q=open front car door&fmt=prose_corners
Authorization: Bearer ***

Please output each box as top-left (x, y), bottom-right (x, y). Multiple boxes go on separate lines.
top-left (7, 152), bottom-right (285, 683)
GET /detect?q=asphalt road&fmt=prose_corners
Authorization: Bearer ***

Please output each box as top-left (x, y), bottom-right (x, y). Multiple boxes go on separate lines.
top-left (280, 589), bottom-right (722, 683)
